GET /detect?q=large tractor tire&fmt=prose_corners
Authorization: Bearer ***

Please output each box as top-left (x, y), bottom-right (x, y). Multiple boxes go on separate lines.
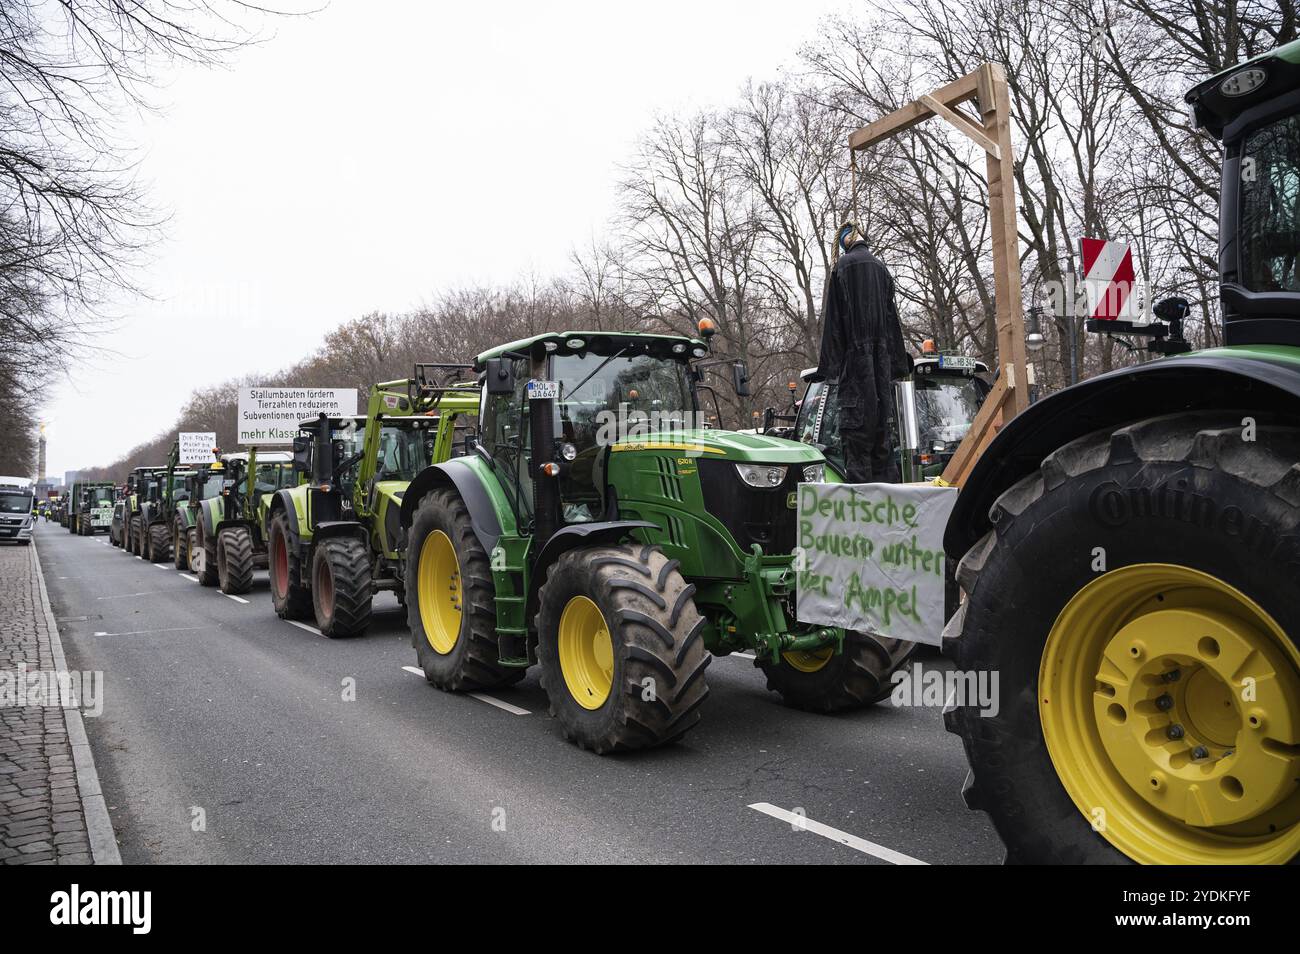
top-left (186, 528), bottom-right (202, 574)
top-left (148, 523), bottom-right (171, 563)
top-left (310, 536), bottom-right (373, 637)
top-left (945, 413), bottom-right (1300, 865)
top-left (129, 516), bottom-right (143, 556)
top-left (406, 488), bottom-right (523, 690)
top-left (759, 629), bottom-right (916, 712)
top-left (217, 526), bottom-right (255, 595)
top-left (67, 515), bottom-right (76, 534)
top-left (172, 520), bottom-right (188, 570)
top-left (537, 543), bottom-right (710, 754)
top-left (268, 511), bottom-right (312, 620)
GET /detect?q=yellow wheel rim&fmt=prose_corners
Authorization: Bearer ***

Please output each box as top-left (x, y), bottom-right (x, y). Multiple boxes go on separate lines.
top-left (418, 530), bottom-right (461, 655)
top-left (558, 595), bottom-right (614, 710)
top-left (1040, 563), bottom-right (1300, 864)
top-left (782, 646), bottom-right (834, 673)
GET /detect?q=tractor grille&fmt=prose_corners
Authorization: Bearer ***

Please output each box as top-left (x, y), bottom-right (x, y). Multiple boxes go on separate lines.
top-left (699, 459), bottom-right (799, 556)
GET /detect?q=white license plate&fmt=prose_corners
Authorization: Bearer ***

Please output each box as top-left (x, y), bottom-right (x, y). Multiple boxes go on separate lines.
top-left (526, 380), bottom-right (559, 400)
top-left (938, 354), bottom-right (977, 371)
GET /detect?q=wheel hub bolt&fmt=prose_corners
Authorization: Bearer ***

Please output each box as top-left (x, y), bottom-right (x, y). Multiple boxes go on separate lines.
top-left (1156, 693), bottom-right (1174, 711)
top-left (1192, 746), bottom-right (1209, 760)
top-left (1161, 669), bottom-right (1181, 683)
top-left (1166, 724), bottom-right (1185, 740)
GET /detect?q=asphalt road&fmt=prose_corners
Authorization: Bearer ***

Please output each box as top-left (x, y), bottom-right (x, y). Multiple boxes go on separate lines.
top-left (35, 521), bottom-right (1003, 864)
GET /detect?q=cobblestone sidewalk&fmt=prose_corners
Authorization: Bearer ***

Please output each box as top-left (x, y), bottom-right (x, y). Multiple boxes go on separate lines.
top-left (0, 538), bottom-right (118, 864)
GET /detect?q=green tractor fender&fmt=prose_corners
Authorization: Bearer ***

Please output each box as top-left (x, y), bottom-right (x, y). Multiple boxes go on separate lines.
top-left (523, 520), bottom-right (660, 623)
top-left (946, 349), bottom-right (1300, 559)
top-left (400, 458), bottom-right (511, 554)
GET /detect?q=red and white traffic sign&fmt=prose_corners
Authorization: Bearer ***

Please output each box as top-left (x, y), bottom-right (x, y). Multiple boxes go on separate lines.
top-left (1080, 237), bottom-right (1136, 321)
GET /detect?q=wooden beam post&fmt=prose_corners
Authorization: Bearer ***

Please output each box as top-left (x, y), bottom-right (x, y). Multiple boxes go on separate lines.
top-left (847, 63), bottom-right (1030, 487)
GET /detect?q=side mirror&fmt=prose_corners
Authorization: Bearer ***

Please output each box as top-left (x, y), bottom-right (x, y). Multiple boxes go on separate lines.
top-left (292, 435), bottom-right (311, 473)
top-left (485, 357), bottom-right (515, 395)
top-left (732, 361), bottom-right (751, 398)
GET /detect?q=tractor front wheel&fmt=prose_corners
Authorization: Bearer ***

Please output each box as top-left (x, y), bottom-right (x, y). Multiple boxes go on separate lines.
top-left (537, 543), bottom-right (710, 754)
top-left (268, 512), bottom-right (312, 620)
top-left (310, 536), bottom-right (372, 638)
top-left (946, 413), bottom-right (1300, 864)
top-left (217, 527), bottom-right (255, 595)
top-left (148, 523), bottom-right (171, 564)
top-left (407, 487), bottom-right (523, 690)
top-left (195, 529), bottom-right (218, 586)
top-left (759, 630), bottom-right (916, 712)
top-left (129, 517), bottom-right (142, 555)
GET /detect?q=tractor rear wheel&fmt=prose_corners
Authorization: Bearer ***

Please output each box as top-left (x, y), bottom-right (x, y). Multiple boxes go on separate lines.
top-left (407, 487), bottom-right (523, 689)
top-left (946, 413), bottom-right (1300, 865)
top-left (217, 526), bottom-right (255, 594)
top-left (67, 515), bottom-right (76, 534)
top-left (310, 536), bottom-right (372, 637)
top-left (148, 523), bottom-right (170, 563)
top-left (172, 520), bottom-right (188, 570)
top-left (759, 630), bottom-right (916, 712)
top-left (186, 528), bottom-right (202, 574)
top-left (268, 512), bottom-right (312, 620)
top-left (537, 543), bottom-right (710, 754)
top-left (129, 517), bottom-right (142, 555)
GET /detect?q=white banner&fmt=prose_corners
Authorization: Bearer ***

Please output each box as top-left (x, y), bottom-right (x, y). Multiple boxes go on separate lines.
top-left (796, 482), bottom-right (957, 646)
top-left (178, 432), bottom-right (217, 465)
top-left (237, 388), bottom-right (358, 445)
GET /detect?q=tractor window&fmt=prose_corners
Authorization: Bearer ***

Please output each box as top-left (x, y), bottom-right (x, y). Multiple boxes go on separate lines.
top-left (91, 487), bottom-right (113, 504)
top-left (1240, 113), bottom-right (1300, 292)
top-left (199, 473), bottom-right (227, 499)
top-left (794, 381), bottom-right (845, 476)
top-left (550, 353), bottom-right (694, 520)
top-left (375, 426), bottom-right (427, 482)
top-left (254, 462), bottom-right (292, 493)
top-left (914, 375), bottom-right (987, 451)
top-left (483, 359), bottom-right (532, 518)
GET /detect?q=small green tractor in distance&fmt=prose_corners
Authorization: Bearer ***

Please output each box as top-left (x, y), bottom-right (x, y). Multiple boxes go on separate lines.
top-left (123, 466), bottom-right (162, 557)
top-left (266, 369), bottom-right (479, 637)
top-left (943, 42), bottom-right (1300, 864)
top-left (399, 329), bottom-right (915, 754)
top-left (69, 481), bottom-right (116, 536)
top-left (189, 449), bottom-right (295, 593)
top-left (135, 443), bottom-right (195, 564)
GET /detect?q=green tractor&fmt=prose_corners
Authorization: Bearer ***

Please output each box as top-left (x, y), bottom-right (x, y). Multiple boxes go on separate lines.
top-left (189, 449), bottom-right (295, 593)
top-left (123, 466), bottom-right (163, 557)
top-left (69, 481), bottom-right (115, 536)
top-left (944, 43), bottom-right (1300, 864)
top-left (266, 369), bottom-right (479, 637)
top-left (400, 330), bottom-right (915, 754)
top-left (135, 443), bottom-right (195, 564)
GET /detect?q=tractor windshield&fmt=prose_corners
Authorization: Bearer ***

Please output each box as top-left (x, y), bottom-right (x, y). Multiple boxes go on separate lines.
top-left (795, 380), bottom-right (845, 475)
top-left (915, 374), bottom-right (986, 450)
top-left (199, 472), bottom-right (228, 499)
top-left (90, 487), bottom-right (113, 504)
top-left (550, 352), bottom-right (695, 521)
top-left (1239, 112), bottom-right (1300, 292)
top-left (254, 462), bottom-right (293, 493)
top-left (374, 425), bottom-right (429, 482)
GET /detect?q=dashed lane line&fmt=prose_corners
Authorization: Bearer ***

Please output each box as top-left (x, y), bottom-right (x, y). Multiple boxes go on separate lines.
top-left (180, 574), bottom-right (199, 583)
top-left (285, 619), bottom-right (324, 637)
top-left (747, 803), bottom-right (927, 865)
top-left (400, 665), bottom-right (530, 715)
top-left (222, 593), bottom-right (250, 604)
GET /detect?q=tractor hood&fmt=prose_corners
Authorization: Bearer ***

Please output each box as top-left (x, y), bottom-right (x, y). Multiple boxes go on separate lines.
top-left (610, 428), bottom-right (824, 465)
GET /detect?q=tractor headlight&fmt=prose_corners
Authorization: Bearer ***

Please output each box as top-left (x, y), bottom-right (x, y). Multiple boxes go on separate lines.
top-left (802, 463), bottom-right (824, 483)
top-left (559, 442), bottom-right (577, 461)
top-left (735, 463), bottom-right (787, 488)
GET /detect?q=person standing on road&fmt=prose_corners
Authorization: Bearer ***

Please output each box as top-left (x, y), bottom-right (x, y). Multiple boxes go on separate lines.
top-left (816, 224), bottom-right (912, 483)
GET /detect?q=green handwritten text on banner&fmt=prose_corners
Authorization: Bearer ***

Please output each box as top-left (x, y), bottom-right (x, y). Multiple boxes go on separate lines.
top-left (796, 482), bottom-right (957, 647)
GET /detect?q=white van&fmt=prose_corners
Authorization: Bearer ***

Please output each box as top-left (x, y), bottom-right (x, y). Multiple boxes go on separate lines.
top-left (0, 476), bottom-right (36, 544)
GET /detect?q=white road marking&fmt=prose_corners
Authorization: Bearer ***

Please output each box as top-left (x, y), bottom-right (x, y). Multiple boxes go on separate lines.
top-left (732, 652), bottom-right (756, 660)
top-left (95, 592), bottom-right (157, 600)
top-left (222, 593), bottom-right (250, 604)
top-left (154, 563), bottom-right (171, 569)
top-left (180, 574), bottom-right (200, 583)
top-left (400, 666), bottom-right (530, 714)
top-left (747, 803), bottom-right (927, 865)
top-left (285, 619), bottom-right (323, 637)
top-left (91, 626), bottom-right (211, 637)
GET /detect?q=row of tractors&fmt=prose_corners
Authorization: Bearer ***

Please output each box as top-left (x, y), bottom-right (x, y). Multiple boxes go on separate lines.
top-left (69, 42), bottom-right (1300, 865)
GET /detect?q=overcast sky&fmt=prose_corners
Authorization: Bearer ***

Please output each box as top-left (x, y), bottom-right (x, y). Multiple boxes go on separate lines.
top-left (41, 0), bottom-right (860, 479)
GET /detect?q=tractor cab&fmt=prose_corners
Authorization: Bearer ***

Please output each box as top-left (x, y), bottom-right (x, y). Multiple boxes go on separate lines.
top-left (793, 347), bottom-right (991, 480)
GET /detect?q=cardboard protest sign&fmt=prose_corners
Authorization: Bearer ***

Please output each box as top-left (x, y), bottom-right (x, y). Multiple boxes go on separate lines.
top-left (796, 482), bottom-right (957, 646)
top-left (178, 432), bottom-right (217, 465)
top-left (237, 388), bottom-right (357, 445)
